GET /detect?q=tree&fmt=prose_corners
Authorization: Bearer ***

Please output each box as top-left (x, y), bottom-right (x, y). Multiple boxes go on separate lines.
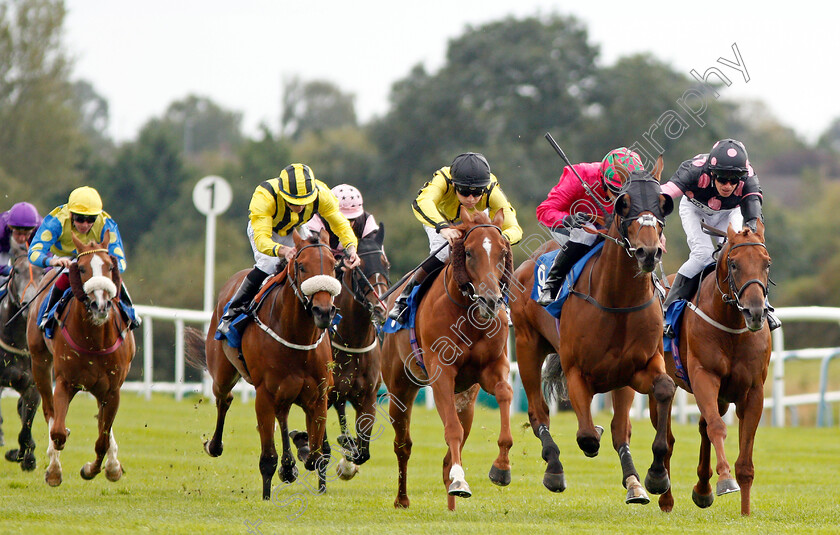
top-left (370, 14), bottom-right (600, 203)
top-left (89, 123), bottom-right (190, 246)
top-left (281, 76), bottom-right (357, 140)
top-left (149, 94), bottom-right (244, 157)
top-left (0, 0), bottom-right (82, 198)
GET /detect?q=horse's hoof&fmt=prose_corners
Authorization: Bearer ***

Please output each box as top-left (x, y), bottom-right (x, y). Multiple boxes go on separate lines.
top-left (203, 439), bottom-right (222, 458)
top-left (290, 430), bottom-right (310, 462)
top-left (5, 449), bottom-right (21, 463)
top-left (692, 488), bottom-right (714, 508)
top-left (281, 464), bottom-right (299, 484)
top-left (45, 470), bottom-right (62, 487)
top-left (394, 497), bottom-right (410, 509)
top-left (105, 464), bottom-right (123, 482)
top-left (625, 476), bottom-right (651, 504)
top-left (716, 478), bottom-right (740, 496)
top-left (21, 454), bottom-right (36, 471)
top-left (645, 470), bottom-right (671, 495)
top-left (488, 465), bottom-right (511, 487)
top-left (80, 463), bottom-right (97, 480)
top-left (336, 457), bottom-right (358, 481)
top-left (543, 471), bottom-right (566, 492)
top-left (447, 479), bottom-right (472, 498)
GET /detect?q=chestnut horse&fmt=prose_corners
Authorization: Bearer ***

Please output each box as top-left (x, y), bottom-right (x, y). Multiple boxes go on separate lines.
top-left (26, 234), bottom-right (136, 486)
top-left (658, 221), bottom-right (772, 515)
top-left (0, 239), bottom-right (44, 470)
top-left (510, 159), bottom-right (675, 504)
top-left (185, 229), bottom-right (340, 500)
top-left (381, 208), bottom-right (513, 511)
top-left (327, 224), bottom-right (389, 480)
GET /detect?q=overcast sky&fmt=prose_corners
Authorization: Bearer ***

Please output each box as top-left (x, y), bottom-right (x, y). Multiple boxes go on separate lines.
top-left (64, 0), bottom-right (839, 144)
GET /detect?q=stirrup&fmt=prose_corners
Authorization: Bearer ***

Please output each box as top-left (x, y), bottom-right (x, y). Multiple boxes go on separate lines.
top-left (536, 285), bottom-right (557, 306)
top-left (388, 299), bottom-right (408, 322)
top-left (767, 312), bottom-right (782, 331)
top-left (663, 324), bottom-right (676, 339)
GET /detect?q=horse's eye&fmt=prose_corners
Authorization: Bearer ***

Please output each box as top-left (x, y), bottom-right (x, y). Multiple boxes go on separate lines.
top-left (465, 250), bottom-right (472, 258)
top-left (299, 265), bottom-right (307, 274)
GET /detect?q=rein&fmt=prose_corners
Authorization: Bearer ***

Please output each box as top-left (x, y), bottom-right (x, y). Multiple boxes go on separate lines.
top-left (253, 240), bottom-right (336, 351)
top-left (687, 240), bottom-right (769, 335)
top-left (568, 260), bottom-right (658, 314)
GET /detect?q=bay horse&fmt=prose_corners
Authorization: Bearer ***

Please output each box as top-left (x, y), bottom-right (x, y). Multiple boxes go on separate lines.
top-left (185, 228), bottom-right (340, 500)
top-left (381, 208), bottom-right (513, 511)
top-left (327, 224), bottom-right (389, 480)
top-left (26, 233), bottom-right (136, 486)
top-left (0, 239), bottom-right (45, 470)
top-left (658, 220), bottom-right (772, 515)
top-left (509, 158), bottom-right (675, 504)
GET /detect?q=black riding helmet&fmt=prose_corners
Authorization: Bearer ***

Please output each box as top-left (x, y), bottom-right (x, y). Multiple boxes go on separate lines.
top-left (449, 152), bottom-right (491, 188)
top-left (708, 139), bottom-right (749, 178)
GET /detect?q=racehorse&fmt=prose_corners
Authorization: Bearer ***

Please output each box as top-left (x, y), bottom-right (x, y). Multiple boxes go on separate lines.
top-left (658, 221), bottom-right (772, 515)
top-left (0, 239), bottom-right (44, 470)
top-left (381, 208), bottom-right (513, 511)
top-left (185, 228), bottom-right (340, 500)
top-left (509, 158), bottom-right (675, 505)
top-left (326, 224), bottom-right (389, 480)
top-left (26, 234), bottom-right (136, 486)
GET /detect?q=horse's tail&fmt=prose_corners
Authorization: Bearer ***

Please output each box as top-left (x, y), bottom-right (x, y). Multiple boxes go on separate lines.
top-left (541, 352), bottom-right (569, 403)
top-left (184, 327), bottom-right (207, 370)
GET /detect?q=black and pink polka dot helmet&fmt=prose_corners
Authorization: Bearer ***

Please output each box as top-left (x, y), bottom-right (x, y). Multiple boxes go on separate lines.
top-left (708, 139), bottom-right (749, 175)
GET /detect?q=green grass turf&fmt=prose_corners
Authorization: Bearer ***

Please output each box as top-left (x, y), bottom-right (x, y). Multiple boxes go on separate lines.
top-left (0, 392), bottom-right (837, 534)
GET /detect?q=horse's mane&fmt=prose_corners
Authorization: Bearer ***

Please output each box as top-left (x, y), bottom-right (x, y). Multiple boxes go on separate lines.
top-left (449, 213), bottom-right (513, 292)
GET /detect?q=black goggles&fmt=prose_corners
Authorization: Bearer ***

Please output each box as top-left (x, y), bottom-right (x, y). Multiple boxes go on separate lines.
top-left (72, 213), bottom-right (97, 224)
top-left (455, 185), bottom-right (486, 198)
top-left (711, 172), bottom-right (745, 186)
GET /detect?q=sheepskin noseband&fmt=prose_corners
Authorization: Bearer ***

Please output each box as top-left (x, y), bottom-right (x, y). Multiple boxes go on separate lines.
top-left (83, 276), bottom-right (118, 299)
top-left (300, 274), bottom-right (341, 297)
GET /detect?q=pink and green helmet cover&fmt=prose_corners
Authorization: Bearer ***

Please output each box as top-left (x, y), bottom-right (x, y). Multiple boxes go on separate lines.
top-left (600, 148), bottom-right (644, 193)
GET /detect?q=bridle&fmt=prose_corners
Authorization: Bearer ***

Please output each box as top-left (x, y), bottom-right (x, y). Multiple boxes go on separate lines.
top-left (716, 241), bottom-right (771, 313)
top-left (449, 223), bottom-right (509, 308)
top-left (4, 248), bottom-right (37, 310)
top-left (287, 242), bottom-right (336, 314)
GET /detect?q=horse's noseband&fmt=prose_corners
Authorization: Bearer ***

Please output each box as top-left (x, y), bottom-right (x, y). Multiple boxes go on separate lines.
top-left (289, 242), bottom-right (339, 314)
top-left (719, 241), bottom-right (770, 312)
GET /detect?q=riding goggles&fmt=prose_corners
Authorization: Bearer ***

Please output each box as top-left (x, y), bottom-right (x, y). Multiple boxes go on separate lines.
top-left (72, 213), bottom-right (97, 224)
top-left (711, 172), bottom-right (745, 186)
top-left (455, 185), bottom-right (486, 198)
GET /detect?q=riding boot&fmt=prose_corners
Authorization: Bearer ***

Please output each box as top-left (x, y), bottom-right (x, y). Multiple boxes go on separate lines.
top-left (38, 284), bottom-right (65, 331)
top-left (119, 283), bottom-right (142, 330)
top-left (217, 268), bottom-right (269, 336)
top-left (662, 273), bottom-right (699, 338)
top-left (766, 301), bottom-right (782, 331)
top-left (536, 241), bottom-right (591, 306)
top-left (388, 267), bottom-right (430, 324)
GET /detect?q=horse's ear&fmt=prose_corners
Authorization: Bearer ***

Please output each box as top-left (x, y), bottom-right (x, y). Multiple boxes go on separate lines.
top-left (660, 194), bottom-right (674, 217)
top-left (755, 218), bottom-right (765, 240)
top-left (615, 193), bottom-right (631, 217)
top-left (319, 228), bottom-right (330, 246)
top-left (727, 223), bottom-right (737, 241)
top-left (375, 222), bottom-right (385, 245)
top-left (614, 163), bottom-right (630, 187)
top-left (292, 229), bottom-right (304, 249)
top-left (653, 155), bottom-right (664, 181)
top-left (72, 233), bottom-right (84, 251)
top-left (460, 206), bottom-right (474, 225)
top-left (101, 231), bottom-right (111, 248)
top-left (492, 208), bottom-right (505, 228)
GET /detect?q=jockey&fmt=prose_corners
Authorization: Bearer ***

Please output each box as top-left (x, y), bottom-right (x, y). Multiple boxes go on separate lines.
top-left (536, 147), bottom-right (644, 305)
top-left (388, 152), bottom-right (522, 323)
top-left (660, 138), bottom-right (780, 331)
top-left (28, 186), bottom-right (140, 331)
top-left (216, 164), bottom-right (361, 336)
top-left (0, 202), bottom-right (42, 286)
top-left (307, 183), bottom-right (379, 254)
